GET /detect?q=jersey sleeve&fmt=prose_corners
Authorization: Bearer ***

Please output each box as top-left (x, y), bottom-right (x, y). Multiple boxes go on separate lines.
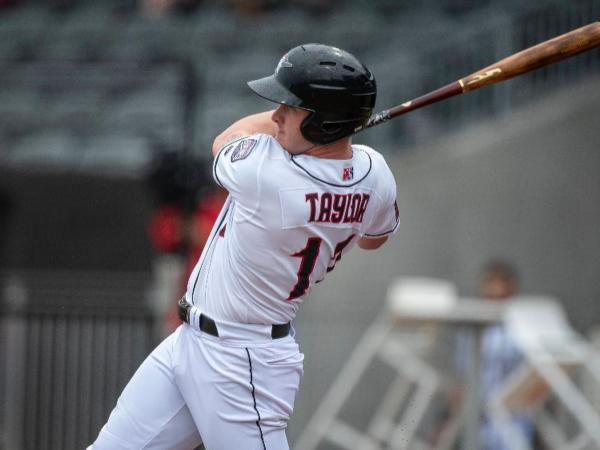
top-left (363, 155), bottom-right (400, 238)
top-left (212, 135), bottom-right (263, 208)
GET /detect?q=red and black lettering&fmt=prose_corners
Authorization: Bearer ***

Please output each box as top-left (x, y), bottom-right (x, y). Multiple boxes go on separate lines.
top-left (330, 194), bottom-right (348, 223)
top-left (307, 192), bottom-right (370, 224)
top-left (327, 234), bottom-right (355, 272)
top-left (305, 193), bottom-right (319, 222)
top-left (287, 234), bottom-right (356, 300)
top-left (287, 237), bottom-right (322, 300)
top-left (317, 193), bottom-right (333, 223)
top-left (355, 194), bottom-right (370, 223)
top-left (344, 194), bottom-right (357, 223)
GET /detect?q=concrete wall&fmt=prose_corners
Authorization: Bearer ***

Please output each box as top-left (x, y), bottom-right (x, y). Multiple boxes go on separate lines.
top-left (0, 170), bottom-right (154, 271)
top-left (290, 75), bottom-right (600, 445)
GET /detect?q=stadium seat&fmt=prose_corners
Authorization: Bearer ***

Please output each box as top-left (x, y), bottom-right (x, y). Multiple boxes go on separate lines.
top-left (80, 135), bottom-right (152, 175)
top-left (7, 131), bottom-right (79, 167)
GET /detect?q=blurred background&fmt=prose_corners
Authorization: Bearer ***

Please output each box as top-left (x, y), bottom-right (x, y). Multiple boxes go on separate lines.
top-left (0, 0), bottom-right (599, 449)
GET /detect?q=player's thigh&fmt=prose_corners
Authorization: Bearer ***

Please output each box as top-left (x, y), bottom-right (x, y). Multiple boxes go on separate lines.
top-left (140, 406), bottom-right (202, 450)
top-left (176, 328), bottom-right (303, 450)
top-left (89, 328), bottom-right (202, 450)
top-left (200, 422), bottom-right (289, 450)
top-left (91, 405), bottom-right (201, 450)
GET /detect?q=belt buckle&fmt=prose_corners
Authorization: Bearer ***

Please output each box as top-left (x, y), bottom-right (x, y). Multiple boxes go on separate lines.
top-left (178, 296), bottom-right (190, 323)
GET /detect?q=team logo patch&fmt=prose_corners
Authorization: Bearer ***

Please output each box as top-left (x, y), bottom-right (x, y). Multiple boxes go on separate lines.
top-left (342, 166), bottom-right (354, 181)
top-left (231, 139), bottom-right (257, 162)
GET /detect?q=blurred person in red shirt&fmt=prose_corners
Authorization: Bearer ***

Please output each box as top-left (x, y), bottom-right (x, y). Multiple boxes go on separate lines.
top-left (147, 151), bottom-right (226, 336)
top-left (157, 186), bottom-right (227, 334)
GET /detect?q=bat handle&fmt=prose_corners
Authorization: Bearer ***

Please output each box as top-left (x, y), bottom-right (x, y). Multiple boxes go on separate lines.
top-left (360, 81), bottom-right (464, 132)
top-left (363, 110), bottom-right (391, 130)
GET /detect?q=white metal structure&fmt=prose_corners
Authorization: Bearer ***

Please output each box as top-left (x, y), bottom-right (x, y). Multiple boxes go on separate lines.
top-left (488, 297), bottom-right (600, 450)
top-left (294, 277), bottom-right (505, 450)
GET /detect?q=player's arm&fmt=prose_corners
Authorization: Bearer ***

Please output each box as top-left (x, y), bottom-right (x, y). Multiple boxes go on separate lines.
top-left (212, 110), bottom-right (278, 157)
top-left (357, 236), bottom-right (388, 250)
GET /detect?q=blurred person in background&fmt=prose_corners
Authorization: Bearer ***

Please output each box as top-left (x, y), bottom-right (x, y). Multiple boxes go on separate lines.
top-left (478, 261), bottom-right (536, 449)
top-left (451, 261), bottom-right (538, 450)
top-left (161, 185), bottom-right (227, 334)
top-left (140, 0), bottom-right (203, 18)
top-left (147, 151), bottom-right (226, 336)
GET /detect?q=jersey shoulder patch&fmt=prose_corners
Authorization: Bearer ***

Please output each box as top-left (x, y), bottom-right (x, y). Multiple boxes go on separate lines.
top-left (230, 138), bottom-right (257, 162)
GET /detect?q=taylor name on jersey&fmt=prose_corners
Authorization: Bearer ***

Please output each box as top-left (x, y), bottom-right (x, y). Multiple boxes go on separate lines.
top-left (190, 133), bottom-right (399, 324)
top-left (305, 192), bottom-right (369, 224)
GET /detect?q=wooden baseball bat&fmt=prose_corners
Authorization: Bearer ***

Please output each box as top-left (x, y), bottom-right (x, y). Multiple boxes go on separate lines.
top-left (361, 22), bottom-right (600, 130)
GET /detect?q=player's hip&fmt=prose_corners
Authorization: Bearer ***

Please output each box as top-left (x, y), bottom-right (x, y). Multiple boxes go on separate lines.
top-left (175, 324), bottom-right (304, 425)
top-left (179, 297), bottom-right (296, 345)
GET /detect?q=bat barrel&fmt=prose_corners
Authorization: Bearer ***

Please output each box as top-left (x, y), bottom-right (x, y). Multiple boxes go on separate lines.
top-left (460, 21), bottom-right (600, 91)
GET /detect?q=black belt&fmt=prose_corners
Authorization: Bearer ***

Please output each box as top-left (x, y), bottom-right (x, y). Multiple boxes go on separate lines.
top-left (178, 297), bottom-right (290, 339)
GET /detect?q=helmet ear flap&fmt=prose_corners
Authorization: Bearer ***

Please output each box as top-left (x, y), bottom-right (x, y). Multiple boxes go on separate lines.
top-left (300, 110), bottom-right (319, 143)
top-left (300, 111), bottom-right (355, 145)
top-left (321, 121), bottom-right (343, 133)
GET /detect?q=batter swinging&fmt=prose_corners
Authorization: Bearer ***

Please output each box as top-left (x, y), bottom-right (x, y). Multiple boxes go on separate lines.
top-left (88, 43), bottom-right (399, 450)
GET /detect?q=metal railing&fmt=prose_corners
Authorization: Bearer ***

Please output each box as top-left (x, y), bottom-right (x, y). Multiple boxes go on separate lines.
top-left (396, 0), bottom-right (600, 148)
top-left (0, 271), bottom-right (157, 450)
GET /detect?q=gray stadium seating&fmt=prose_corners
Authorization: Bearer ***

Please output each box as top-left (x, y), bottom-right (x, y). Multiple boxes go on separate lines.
top-left (0, 0), bottom-right (597, 174)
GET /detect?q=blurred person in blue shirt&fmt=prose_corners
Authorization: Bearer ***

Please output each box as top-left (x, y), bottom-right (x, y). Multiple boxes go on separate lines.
top-left (446, 261), bottom-right (537, 449)
top-left (476, 260), bottom-right (536, 450)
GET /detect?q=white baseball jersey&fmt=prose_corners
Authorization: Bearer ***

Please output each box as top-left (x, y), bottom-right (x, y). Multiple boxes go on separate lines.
top-left (187, 133), bottom-right (399, 324)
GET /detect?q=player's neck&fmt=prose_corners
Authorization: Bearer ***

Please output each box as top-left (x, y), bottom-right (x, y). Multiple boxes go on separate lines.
top-left (304, 138), bottom-right (353, 160)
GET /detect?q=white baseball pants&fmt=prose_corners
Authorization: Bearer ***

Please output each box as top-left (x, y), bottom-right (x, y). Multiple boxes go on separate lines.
top-left (88, 322), bottom-right (304, 450)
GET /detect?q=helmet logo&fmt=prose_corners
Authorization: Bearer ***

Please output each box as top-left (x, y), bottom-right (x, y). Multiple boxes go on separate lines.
top-left (276, 54), bottom-right (293, 74)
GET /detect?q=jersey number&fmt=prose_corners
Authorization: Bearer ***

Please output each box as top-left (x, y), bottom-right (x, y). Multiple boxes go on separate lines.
top-left (287, 234), bottom-right (355, 300)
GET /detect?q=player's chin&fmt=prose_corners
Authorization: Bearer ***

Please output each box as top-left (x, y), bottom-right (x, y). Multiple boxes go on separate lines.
top-left (284, 145), bottom-right (305, 155)
top-left (276, 135), bottom-right (291, 151)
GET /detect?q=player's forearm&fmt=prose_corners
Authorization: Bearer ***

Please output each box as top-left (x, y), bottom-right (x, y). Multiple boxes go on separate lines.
top-left (212, 110), bottom-right (277, 156)
top-left (357, 236), bottom-right (388, 250)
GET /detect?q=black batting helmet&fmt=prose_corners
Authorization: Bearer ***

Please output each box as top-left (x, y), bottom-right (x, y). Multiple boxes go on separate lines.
top-left (247, 44), bottom-right (377, 145)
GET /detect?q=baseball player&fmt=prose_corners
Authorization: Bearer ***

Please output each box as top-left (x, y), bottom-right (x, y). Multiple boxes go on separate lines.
top-left (88, 43), bottom-right (399, 450)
